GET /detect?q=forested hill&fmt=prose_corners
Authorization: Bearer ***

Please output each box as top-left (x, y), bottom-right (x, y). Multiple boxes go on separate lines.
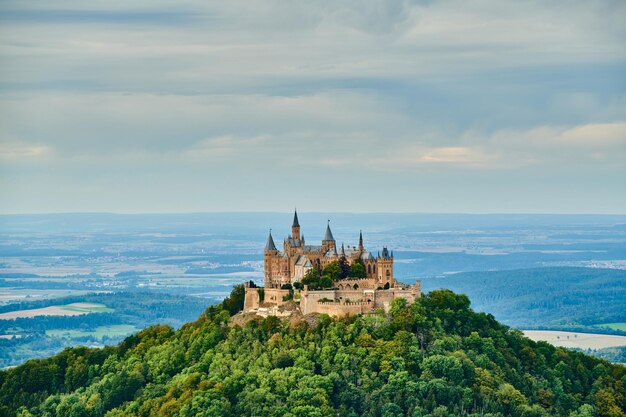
top-left (1, 289), bottom-right (625, 417)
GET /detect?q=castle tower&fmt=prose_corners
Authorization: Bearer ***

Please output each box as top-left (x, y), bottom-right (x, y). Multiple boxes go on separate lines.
top-left (264, 229), bottom-right (278, 287)
top-left (358, 230), bottom-right (364, 251)
top-left (376, 247), bottom-right (394, 287)
top-left (291, 209), bottom-right (300, 240)
top-left (322, 220), bottom-right (336, 252)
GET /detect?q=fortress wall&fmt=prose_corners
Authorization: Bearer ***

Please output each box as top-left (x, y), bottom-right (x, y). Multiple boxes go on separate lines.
top-left (335, 278), bottom-right (377, 290)
top-left (373, 288), bottom-right (420, 312)
top-left (248, 281), bottom-right (421, 316)
top-left (334, 289), bottom-right (373, 302)
top-left (243, 286), bottom-right (292, 312)
top-left (244, 286), bottom-right (261, 311)
top-left (263, 288), bottom-right (292, 306)
top-left (313, 301), bottom-right (372, 317)
top-left (300, 289), bottom-right (336, 315)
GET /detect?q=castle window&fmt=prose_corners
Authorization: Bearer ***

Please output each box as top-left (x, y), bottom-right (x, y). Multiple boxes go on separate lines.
top-left (367, 265), bottom-right (371, 274)
top-left (386, 270), bottom-right (390, 277)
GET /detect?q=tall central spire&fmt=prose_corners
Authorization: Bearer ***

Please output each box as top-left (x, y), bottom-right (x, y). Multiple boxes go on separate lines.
top-left (291, 209), bottom-right (301, 240)
top-left (358, 230), bottom-right (364, 250)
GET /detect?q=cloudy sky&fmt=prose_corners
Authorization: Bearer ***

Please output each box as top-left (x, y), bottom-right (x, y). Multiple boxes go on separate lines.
top-left (1, 0), bottom-right (625, 214)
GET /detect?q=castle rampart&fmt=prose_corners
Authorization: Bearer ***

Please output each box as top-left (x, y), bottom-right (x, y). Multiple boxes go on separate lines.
top-left (243, 211), bottom-right (421, 318)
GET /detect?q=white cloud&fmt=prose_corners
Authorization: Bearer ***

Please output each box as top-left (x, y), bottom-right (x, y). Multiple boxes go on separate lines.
top-left (0, 142), bottom-right (50, 160)
top-left (560, 122), bottom-right (626, 145)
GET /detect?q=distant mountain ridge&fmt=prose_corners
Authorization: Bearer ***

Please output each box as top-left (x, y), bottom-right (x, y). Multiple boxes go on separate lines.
top-left (1, 288), bottom-right (624, 417)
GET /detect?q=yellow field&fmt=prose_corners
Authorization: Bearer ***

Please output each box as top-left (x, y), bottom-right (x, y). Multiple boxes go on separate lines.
top-left (0, 303), bottom-right (112, 319)
top-left (523, 330), bottom-right (626, 350)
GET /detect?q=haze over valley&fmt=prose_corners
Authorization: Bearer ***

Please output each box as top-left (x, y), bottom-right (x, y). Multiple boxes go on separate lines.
top-left (1, 212), bottom-right (625, 367)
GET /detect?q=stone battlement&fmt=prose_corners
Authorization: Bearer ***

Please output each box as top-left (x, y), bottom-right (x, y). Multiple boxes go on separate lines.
top-left (242, 212), bottom-right (421, 318)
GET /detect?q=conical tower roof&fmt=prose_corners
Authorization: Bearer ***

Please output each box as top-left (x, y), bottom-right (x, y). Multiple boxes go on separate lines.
top-left (324, 221), bottom-right (334, 241)
top-left (265, 230), bottom-right (277, 251)
top-left (292, 209), bottom-right (300, 227)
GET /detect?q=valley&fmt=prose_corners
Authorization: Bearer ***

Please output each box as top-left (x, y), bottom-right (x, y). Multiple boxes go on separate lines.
top-left (1, 213), bottom-right (625, 367)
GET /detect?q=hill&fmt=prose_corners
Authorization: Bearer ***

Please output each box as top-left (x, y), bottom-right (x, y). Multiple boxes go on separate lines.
top-left (0, 288), bottom-right (625, 417)
top-left (421, 267), bottom-right (626, 332)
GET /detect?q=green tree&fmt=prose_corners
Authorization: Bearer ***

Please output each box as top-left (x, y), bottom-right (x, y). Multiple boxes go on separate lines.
top-left (322, 262), bottom-right (342, 281)
top-left (338, 256), bottom-right (350, 278)
top-left (222, 284), bottom-right (245, 315)
top-left (302, 268), bottom-right (321, 290)
top-left (320, 275), bottom-right (333, 289)
top-left (348, 260), bottom-right (366, 278)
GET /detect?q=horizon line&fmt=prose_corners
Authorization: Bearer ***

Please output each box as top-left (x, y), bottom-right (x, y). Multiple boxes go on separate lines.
top-left (1, 211), bottom-right (626, 217)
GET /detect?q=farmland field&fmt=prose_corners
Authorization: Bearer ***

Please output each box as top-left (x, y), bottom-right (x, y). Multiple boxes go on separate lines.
top-left (598, 323), bottom-right (626, 331)
top-left (523, 330), bottom-right (626, 350)
top-left (0, 303), bottom-right (112, 319)
top-left (0, 289), bottom-right (97, 305)
top-left (46, 324), bottom-right (139, 339)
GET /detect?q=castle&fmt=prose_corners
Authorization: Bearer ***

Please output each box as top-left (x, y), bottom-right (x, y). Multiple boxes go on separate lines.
top-left (243, 210), bottom-right (421, 317)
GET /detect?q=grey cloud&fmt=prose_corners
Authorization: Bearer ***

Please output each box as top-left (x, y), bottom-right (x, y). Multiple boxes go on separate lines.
top-left (0, 0), bottom-right (624, 213)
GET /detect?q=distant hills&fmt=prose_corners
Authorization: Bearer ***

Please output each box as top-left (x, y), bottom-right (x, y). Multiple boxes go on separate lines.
top-left (421, 267), bottom-right (626, 332)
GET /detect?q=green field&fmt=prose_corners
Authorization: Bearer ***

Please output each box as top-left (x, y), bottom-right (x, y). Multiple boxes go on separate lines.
top-left (598, 323), bottom-right (626, 331)
top-left (61, 304), bottom-right (113, 313)
top-left (46, 325), bottom-right (138, 339)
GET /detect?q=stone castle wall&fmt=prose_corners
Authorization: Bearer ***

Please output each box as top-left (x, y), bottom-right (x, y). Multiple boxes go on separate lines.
top-left (244, 285), bottom-right (292, 311)
top-left (299, 286), bottom-right (420, 316)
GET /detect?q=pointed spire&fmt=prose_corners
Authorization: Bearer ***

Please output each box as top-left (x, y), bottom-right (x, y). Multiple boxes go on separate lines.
top-left (358, 230), bottom-right (364, 250)
top-left (291, 208), bottom-right (301, 240)
top-left (265, 229), bottom-right (277, 251)
top-left (340, 243), bottom-right (345, 256)
top-left (324, 219), bottom-right (334, 241)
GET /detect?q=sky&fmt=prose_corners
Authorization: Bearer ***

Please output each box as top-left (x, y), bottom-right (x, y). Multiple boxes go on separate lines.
top-left (0, 0), bottom-right (625, 214)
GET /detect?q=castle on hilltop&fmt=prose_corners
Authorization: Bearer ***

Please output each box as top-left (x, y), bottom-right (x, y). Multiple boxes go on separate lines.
top-left (243, 210), bottom-right (421, 317)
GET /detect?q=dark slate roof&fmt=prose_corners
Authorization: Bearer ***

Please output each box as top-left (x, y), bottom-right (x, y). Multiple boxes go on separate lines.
top-left (265, 230), bottom-right (277, 251)
top-left (303, 245), bottom-right (322, 253)
top-left (324, 223), bottom-right (335, 241)
top-left (292, 210), bottom-right (300, 227)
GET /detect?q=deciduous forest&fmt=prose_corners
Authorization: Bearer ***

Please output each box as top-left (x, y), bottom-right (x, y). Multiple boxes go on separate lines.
top-left (1, 288), bottom-right (624, 417)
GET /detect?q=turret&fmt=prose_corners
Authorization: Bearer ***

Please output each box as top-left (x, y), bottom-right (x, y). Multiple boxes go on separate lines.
top-left (291, 209), bottom-right (300, 240)
top-left (376, 246), bottom-right (394, 287)
top-left (264, 229), bottom-right (278, 287)
top-left (322, 220), bottom-right (336, 252)
top-left (358, 230), bottom-right (364, 251)
top-left (265, 229), bottom-right (277, 252)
